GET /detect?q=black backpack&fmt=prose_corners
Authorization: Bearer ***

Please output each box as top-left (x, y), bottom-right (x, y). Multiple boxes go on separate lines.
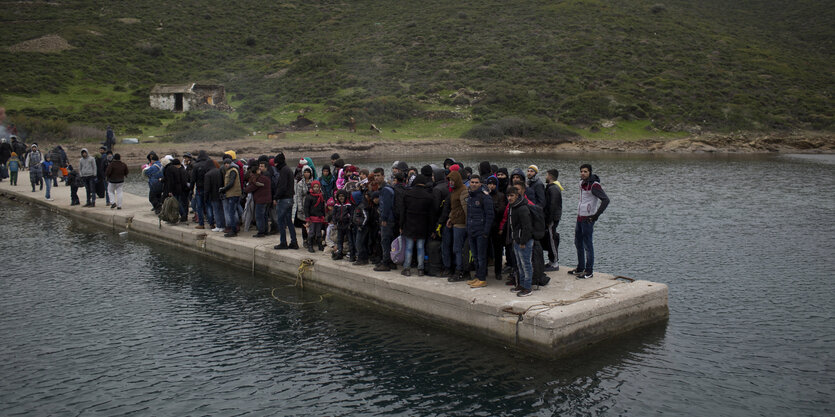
top-left (527, 202), bottom-right (546, 240)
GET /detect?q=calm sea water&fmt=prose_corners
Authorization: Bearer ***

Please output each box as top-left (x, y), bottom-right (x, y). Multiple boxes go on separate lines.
top-left (2, 153), bottom-right (833, 416)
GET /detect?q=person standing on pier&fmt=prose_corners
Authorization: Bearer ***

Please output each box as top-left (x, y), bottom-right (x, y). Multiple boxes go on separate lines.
top-left (245, 164), bottom-right (271, 238)
top-left (0, 138), bottom-right (11, 182)
top-left (272, 152), bottom-right (298, 250)
top-left (78, 148), bottom-right (97, 207)
top-left (445, 169), bottom-right (468, 282)
top-left (105, 154), bottom-right (128, 209)
top-left (220, 158), bottom-right (242, 237)
top-left (41, 153), bottom-right (54, 201)
top-left (25, 144), bottom-right (43, 193)
top-left (465, 174), bottom-right (494, 288)
top-left (506, 186), bottom-right (534, 297)
top-left (163, 158), bottom-right (189, 222)
top-left (103, 126), bottom-right (116, 153)
top-left (569, 164), bottom-right (610, 280)
top-left (544, 169), bottom-right (564, 271)
top-left (7, 152), bottom-right (20, 186)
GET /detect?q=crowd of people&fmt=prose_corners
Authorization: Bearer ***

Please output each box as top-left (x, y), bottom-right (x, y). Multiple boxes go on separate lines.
top-left (137, 150), bottom-right (610, 297)
top-left (0, 141), bottom-right (611, 297)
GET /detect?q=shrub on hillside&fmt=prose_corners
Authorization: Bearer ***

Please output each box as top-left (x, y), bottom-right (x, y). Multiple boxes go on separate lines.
top-left (165, 111), bottom-right (248, 142)
top-left (462, 117), bottom-right (577, 142)
top-left (338, 96), bottom-right (419, 124)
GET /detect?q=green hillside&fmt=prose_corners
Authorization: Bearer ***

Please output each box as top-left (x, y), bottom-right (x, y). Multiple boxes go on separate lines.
top-left (1, 0), bottom-right (832, 141)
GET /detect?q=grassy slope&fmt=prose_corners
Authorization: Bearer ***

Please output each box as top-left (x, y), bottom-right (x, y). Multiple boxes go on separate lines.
top-left (0, 0), bottom-right (831, 141)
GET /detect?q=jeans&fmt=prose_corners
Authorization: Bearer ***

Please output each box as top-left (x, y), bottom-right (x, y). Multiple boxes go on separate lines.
top-left (403, 238), bottom-right (425, 270)
top-left (468, 232), bottom-right (488, 280)
top-left (177, 194), bottom-right (190, 219)
top-left (308, 222), bottom-right (323, 248)
top-left (574, 220), bottom-right (595, 273)
top-left (149, 184), bottom-right (163, 212)
top-left (275, 198), bottom-right (296, 245)
top-left (104, 180), bottom-right (110, 205)
top-left (44, 176), bottom-right (53, 199)
top-left (452, 226), bottom-right (468, 272)
top-left (441, 225), bottom-right (453, 269)
top-left (380, 223), bottom-right (395, 265)
top-left (108, 182), bottom-right (124, 207)
top-left (83, 176), bottom-right (96, 204)
top-left (513, 239), bottom-right (534, 290)
top-left (209, 199), bottom-right (225, 229)
top-left (255, 203), bottom-right (268, 235)
top-left (223, 196), bottom-right (240, 232)
top-left (194, 190), bottom-right (207, 226)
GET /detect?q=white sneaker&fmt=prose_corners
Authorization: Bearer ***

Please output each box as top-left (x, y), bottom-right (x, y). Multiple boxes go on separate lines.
top-left (46, 198), bottom-right (54, 201)
top-left (211, 227), bottom-right (223, 232)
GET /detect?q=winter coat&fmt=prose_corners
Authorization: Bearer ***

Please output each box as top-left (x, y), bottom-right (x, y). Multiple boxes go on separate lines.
top-left (0, 142), bottom-right (12, 164)
top-left (465, 188), bottom-right (494, 237)
top-left (507, 197), bottom-right (533, 245)
top-left (526, 176), bottom-right (546, 207)
top-left (7, 156), bottom-right (20, 172)
top-left (331, 190), bottom-right (353, 230)
top-left (273, 161), bottom-right (295, 200)
top-left (162, 164), bottom-right (188, 196)
top-left (446, 171), bottom-right (467, 227)
top-left (293, 175), bottom-right (310, 221)
top-left (432, 169), bottom-right (450, 226)
top-left (190, 151), bottom-right (212, 191)
top-left (105, 160), bottom-right (129, 183)
top-left (304, 190), bottom-right (326, 222)
top-left (203, 167), bottom-right (224, 202)
top-left (26, 150), bottom-right (43, 172)
top-left (143, 161), bottom-right (164, 191)
top-left (489, 188), bottom-right (507, 230)
top-left (244, 174), bottom-right (272, 204)
top-left (544, 181), bottom-right (563, 225)
top-left (400, 184), bottom-right (435, 240)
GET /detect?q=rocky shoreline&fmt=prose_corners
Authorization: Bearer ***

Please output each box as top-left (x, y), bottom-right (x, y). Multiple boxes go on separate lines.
top-left (35, 131), bottom-right (835, 167)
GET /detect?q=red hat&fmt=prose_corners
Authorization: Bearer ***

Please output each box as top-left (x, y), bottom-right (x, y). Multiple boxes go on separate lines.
top-left (449, 164), bottom-right (460, 171)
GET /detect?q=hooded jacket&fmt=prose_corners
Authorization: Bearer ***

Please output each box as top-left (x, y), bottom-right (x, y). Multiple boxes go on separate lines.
top-left (244, 171), bottom-right (272, 204)
top-left (496, 167), bottom-right (510, 192)
top-left (163, 162), bottom-right (188, 196)
top-left (577, 174), bottom-right (610, 221)
top-left (331, 189), bottom-right (354, 230)
top-left (526, 175), bottom-right (546, 207)
top-left (304, 180), bottom-right (327, 222)
top-left (446, 170), bottom-right (467, 227)
top-left (78, 149), bottom-right (97, 177)
top-left (400, 176), bottom-right (435, 240)
top-left (508, 196), bottom-right (533, 245)
top-left (545, 180), bottom-right (564, 224)
top-left (432, 168), bottom-right (450, 227)
top-left (204, 166), bottom-right (225, 201)
top-left (190, 151), bottom-right (212, 192)
top-left (273, 153), bottom-right (295, 200)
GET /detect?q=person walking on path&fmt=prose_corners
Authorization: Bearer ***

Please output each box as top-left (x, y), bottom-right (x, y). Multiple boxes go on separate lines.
top-left (105, 153), bottom-right (128, 209)
top-left (569, 164), bottom-right (610, 279)
top-left (78, 148), bottom-right (97, 207)
top-left (104, 126), bottom-right (116, 153)
top-left (25, 144), bottom-right (43, 193)
top-left (41, 153), bottom-right (54, 200)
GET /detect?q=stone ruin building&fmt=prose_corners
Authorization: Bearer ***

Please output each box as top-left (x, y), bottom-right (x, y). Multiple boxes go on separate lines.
top-left (149, 83), bottom-right (231, 112)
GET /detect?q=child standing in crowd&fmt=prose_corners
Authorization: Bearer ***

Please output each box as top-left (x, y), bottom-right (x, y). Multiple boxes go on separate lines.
top-left (303, 180), bottom-right (327, 252)
top-left (330, 189), bottom-right (354, 260)
top-left (7, 152), bottom-right (20, 186)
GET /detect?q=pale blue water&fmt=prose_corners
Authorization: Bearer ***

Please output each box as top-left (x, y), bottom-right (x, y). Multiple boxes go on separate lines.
top-left (2, 153), bottom-right (833, 415)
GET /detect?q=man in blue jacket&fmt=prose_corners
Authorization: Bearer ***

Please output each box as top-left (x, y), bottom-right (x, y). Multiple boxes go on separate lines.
top-left (374, 169), bottom-right (398, 271)
top-left (465, 175), bottom-right (493, 288)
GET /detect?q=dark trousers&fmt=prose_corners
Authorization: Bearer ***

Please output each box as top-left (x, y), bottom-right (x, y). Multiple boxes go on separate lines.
top-left (380, 224), bottom-right (395, 265)
top-left (70, 185), bottom-right (80, 204)
top-left (149, 187), bottom-right (163, 213)
top-left (176, 194), bottom-right (190, 219)
top-left (574, 220), bottom-right (595, 273)
top-left (308, 222), bottom-right (323, 248)
top-left (83, 176), bottom-right (96, 204)
top-left (489, 227), bottom-right (503, 276)
top-left (441, 225), bottom-right (453, 269)
top-left (469, 232), bottom-right (489, 280)
top-left (355, 227), bottom-right (369, 260)
top-left (209, 199), bottom-right (225, 228)
top-left (532, 240), bottom-right (545, 282)
top-left (543, 222), bottom-right (560, 264)
top-left (336, 227), bottom-right (352, 256)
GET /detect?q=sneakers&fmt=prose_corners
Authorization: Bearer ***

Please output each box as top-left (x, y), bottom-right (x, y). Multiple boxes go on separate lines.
top-left (274, 243), bottom-right (288, 250)
top-left (469, 280), bottom-right (487, 288)
top-left (117, 207), bottom-right (122, 210)
top-left (578, 272), bottom-right (593, 279)
top-left (211, 227), bottom-right (223, 232)
top-left (568, 268), bottom-right (585, 276)
top-left (401, 268), bottom-right (411, 276)
top-left (544, 263), bottom-right (559, 272)
top-left (110, 203), bottom-right (117, 209)
top-left (517, 288), bottom-right (532, 297)
top-left (447, 272), bottom-right (467, 282)
top-left (373, 263), bottom-right (391, 272)
top-left (510, 285), bottom-right (523, 292)
top-left (46, 198), bottom-right (54, 201)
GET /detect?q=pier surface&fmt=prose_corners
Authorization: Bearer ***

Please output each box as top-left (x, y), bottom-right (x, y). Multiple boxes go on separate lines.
top-left (1, 175), bottom-right (668, 357)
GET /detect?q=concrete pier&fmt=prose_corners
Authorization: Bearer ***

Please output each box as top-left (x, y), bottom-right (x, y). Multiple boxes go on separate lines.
top-left (1, 175), bottom-right (668, 358)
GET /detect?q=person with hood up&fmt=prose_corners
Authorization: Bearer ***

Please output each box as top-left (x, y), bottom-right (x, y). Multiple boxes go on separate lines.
top-left (526, 165), bottom-right (546, 207)
top-left (78, 148), bottom-right (97, 207)
top-left (303, 180), bottom-right (327, 252)
top-left (506, 186), bottom-right (534, 297)
top-left (320, 164), bottom-right (335, 199)
top-left (272, 152), bottom-right (298, 250)
top-left (543, 169), bottom-right (564, 271)
top-left (329, 189), bottom-right (354, 260)
top-left (351, 190), bottom-right (374, 266)
top-left (67, 164), bottom-right (83, 205)
top-left (464, 175), bottom-right (494, 287)
top-left (445, 170), bottom-right (469, 281)
top-left (104, 153), bottom-right (129, 209)
top-left (399, 174), bottom-right (435, 276)
top-left (7, 151), bottom-right (20, 186)
top-left (569, 164), bottom-right (610, 279)
top-left (163, 158), bottom-right (189, 222)
top-left (25, 144), bottom-right (43, 192)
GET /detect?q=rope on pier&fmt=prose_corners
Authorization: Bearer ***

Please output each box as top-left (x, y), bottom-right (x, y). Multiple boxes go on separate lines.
top-left (270, 287), bottom-right (327, 306)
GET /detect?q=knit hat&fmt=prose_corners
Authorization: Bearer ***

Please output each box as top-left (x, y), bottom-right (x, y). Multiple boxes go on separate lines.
top-left (420, 164), bottom-right (433, 178)
top-left (326, 197), bottom-right (336, 207)
top-left (449, 164), bottom-right (460, 172)
top-left (223, 157), bottom-right (233, 165)
top-left (486, 175), bottom-right (498, 185)
top-left (527, 165), bottom-right (539, 174)
top-left (299, 158), bottom-right (308, 166)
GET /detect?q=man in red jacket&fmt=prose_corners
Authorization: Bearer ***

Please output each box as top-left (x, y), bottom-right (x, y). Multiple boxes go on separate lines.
top-left (244, 165), bottom-right (272, 238)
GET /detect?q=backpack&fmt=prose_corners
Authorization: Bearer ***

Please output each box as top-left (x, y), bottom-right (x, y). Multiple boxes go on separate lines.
top-left (158, 196), bottom-right (181, 224)
top-left (425, 239), bottom-right (444, 276)
top-left (527, 202), bottom-right (546, 240)
top-left (390, 235), bottom-right (405, 265)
